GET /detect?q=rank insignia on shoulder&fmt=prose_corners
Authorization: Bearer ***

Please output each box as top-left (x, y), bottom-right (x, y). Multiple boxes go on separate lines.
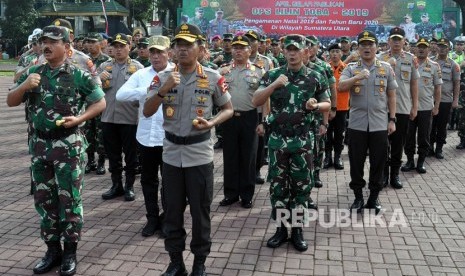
top-left (128, 65), bottom-right (137, 74)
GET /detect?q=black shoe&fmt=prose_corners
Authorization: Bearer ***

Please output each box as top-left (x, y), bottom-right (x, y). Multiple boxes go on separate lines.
top-left (333, 155), bottom-right (344, 170)
top-left (266, 226), bottom-right (288, 248)
top-left (350, 198), bottom-right (364, 213)
top-left (33, 242), bottom-right (62, 274)
top-left (416, 156), bottom-right (426, 174)
top-left (401, 159), bottom-right (415, 172)
top-left (161, 261), bottom-right (188, 276)
top-left (435, 151), bottom-right (444, 159)
top-left (60, 242), bottom-right (77, 276)
top-left (290, 228), bottom-right (308, 252)
top-left (314, 171), bottom-right (323, 188)
top-left (124, 186), bottom-right (135, 201)
top-left (142, 218), bottom-right (161, 237)
top-left (241, 200), bottom-right (253, 209)
top-left (101, 183), bottom-right (125, 200)
top-left (256, 173), bottom-right (265, 184)
top-left (190, 256), bottom-right (207, 276)
top-left (84, 160), bottom-right (96, 174)
top-left (308, 197), bottom-right (318, 210)
top-left (364, 199), bottom-right (382, 215)
top-left (96, 157), bottom-right (106, 175)
top-left (219, 197), bottom-right (239, 206)
top-left (213, 139), bottom-right (223, 149)
top-left (390, 175), bottom-right (403, 189)
top-left (323, 155), bottom-right (333, 169)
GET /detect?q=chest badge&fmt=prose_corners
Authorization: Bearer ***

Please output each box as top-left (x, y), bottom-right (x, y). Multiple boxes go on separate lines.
top-left (166, 106), bottom-right (175, 118)
top-left (354, 86), bottom-right (361, 93)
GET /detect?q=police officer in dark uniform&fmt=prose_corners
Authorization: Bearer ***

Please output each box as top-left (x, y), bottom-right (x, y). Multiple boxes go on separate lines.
top-left (143, 24), bottom-right (233, 276)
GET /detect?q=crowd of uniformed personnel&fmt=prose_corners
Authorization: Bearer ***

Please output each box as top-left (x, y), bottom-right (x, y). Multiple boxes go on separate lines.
top-left (8, 17), bottom-right (465, 276)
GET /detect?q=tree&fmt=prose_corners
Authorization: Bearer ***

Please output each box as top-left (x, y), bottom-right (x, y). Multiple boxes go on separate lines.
top-left (0, 0), bottom-right (38, 55)
top-left (155, 0), bottom-right (181, 35)
top-left (452, 0), bottom-right (465, 35)
top-left (115, 0), bottom-right (155, 34)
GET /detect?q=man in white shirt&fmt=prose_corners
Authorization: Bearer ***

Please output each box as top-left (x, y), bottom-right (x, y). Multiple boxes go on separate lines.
top-left (116, 36), bottom-right (173, 237)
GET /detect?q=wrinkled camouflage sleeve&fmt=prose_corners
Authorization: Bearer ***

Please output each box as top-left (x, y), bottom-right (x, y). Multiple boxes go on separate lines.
top-left (16, 65), bottom-right (40, 102)
top-left (315, 71), bottom-right (331, 102)
top-left (258, 70), bottom-right (279, 90)
top-left (323, 62), bottom-right (336, 85)
top-left (75, 69), bottom-right (105, 104)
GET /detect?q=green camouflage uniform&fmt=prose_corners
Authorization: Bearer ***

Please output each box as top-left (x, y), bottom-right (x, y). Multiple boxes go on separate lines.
top-left (273, 52), bottom-right (287, 67)
top-left (457, 71), bottom-right (465, 139)
top-left (260, 65), bottom-right (330, 219)
top-left (309, 58), bottom-right (336, 174)
top-left (85, 53), bottom-right (111, 160)
top-left (17, 63), bottom-right (104, 242)
top-left (136, 57), bottom-right (151, 68)
top-left (200, 59), bottom-right (219, 70)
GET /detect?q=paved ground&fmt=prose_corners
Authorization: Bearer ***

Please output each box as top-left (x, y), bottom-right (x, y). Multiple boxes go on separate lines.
top-left (1, 75), bottom-right (465, 276)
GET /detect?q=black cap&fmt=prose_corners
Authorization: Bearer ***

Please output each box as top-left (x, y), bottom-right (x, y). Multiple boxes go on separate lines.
top-left (437, 38), bottom-right (450, 46)
top-left (40, 25), bottom-right (71, 43)
top-left (357, 30), bottom-right (378, 44)
top-left (52, 19), bottom-right (73, 33)
top-left (231, 35), bottom-right (250, 46)
top-left (138, 37), bottom-right (149, 45)
top-left (389, 27), bottom-right (405, 38)
top-left (327, 43), bottom-right (341, 52)
top-left (111, 33), bottom-right (130, 45)
top-left (416, 37), bottom-right (429, 47)
top-left (244, 30), bottom-right (259, 41)
top-left (173, 24), bottom-right (202, 43)
top-left (223, 33), bottom-right (233, 41)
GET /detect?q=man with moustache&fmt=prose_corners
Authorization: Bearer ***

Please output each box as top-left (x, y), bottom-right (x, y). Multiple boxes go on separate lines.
top-left (218, 35), bottom-right (266, 209)
top-left (401, 38), bottom-right (442, 173)
top-left (6, 25), bottom-right (106, 275)
top-left (116, 36), bottom-right (172, 237)
top-left (339, 30), bottom-right (397, 214)
top-left (98, 33), bottom-right (144, 201)
top-left (143, 24), bottom-right (233, 276)
top-left (378, 27), bottom-right (419, 189)
top-left (253, 34), bottom-right (330, 252)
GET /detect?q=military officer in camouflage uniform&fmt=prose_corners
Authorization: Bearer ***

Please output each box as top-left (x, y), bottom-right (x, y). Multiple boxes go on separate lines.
top-left (378, 27), bottom-right (419, 189)
top-left (401, 38), bottom-right (442, 174)
top-left (136, 37), bottom-right (151, 68)
top-left (339, 30), bottom-right (398, 214)
top-left (253, 34), bottom-right (330, 252)
top-left (456, 69), bottom-right (465, 149)
top-left (6, 25), bottom-right (106, 276)
top-left (448, 36), bottom-right (465, 130)
top-left (189, 7), bottom-right (209, 35)
top-left (270, 38), bottom-right (287, 67)
top-left (430, 38), bottom-right (460, 158)
top-left (211, 33), bottom-right (233, 67)
top-left (83, 32), bottom-right (110, 175)
top-left (15, 34), bottom-right (41, 83)
top-left (217, 35), bottom-right (265, 209)
top-left (143, 24), bottom-right (233, 276)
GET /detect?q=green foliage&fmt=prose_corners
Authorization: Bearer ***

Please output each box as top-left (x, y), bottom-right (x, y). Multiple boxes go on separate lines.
top-left (0, 0), bottom-right (38, 46)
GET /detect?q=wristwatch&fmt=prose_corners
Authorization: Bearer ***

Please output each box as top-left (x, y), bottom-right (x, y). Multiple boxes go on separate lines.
top-left (389, 117), bottom-right (397, 123)
top-left (321, 123), bottom-right (329, 128)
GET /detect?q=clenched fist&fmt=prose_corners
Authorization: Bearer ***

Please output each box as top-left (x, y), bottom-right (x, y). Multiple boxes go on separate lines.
top-left (25, 73), bottom-right (41, 91)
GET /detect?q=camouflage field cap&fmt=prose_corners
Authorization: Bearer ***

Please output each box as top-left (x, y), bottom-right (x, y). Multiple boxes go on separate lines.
top-left (138, 37), bottom-right (149, 45)
top-left (86, 32), bottom-right (103, 42)
top-left (148, 36), bottom-right (170, 51)
top-left (284, 34), bottom-right (306, 49)
top-left (40, 25), bottom-right (71, 43)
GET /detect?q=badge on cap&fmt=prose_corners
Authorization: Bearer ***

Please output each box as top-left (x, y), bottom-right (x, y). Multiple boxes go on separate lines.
top-left (166, 106), bottom-right (175, 118)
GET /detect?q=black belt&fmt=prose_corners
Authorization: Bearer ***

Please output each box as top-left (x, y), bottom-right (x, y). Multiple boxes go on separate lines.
top-left (35, 127), bottom-right (79, 140)
top-left (233, 109), bottom-right (257, 117)
top-left (165, 131), bottom-right (211, 145)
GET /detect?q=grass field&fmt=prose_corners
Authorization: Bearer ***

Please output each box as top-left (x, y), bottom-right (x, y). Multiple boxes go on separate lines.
top-left (0, 71), bottom-right (14, 76)
top-left (0, 59), bottom-right (17, 65)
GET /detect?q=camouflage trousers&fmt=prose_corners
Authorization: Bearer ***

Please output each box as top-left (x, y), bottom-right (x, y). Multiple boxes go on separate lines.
top-left (457, 107), bottom-right (465, 139)
top-left (267, 145), bottom-right (313, 220)
top-left (31, 153), bottom-right (85, 242)
top-left (84, 115), bottom-right (105, 157)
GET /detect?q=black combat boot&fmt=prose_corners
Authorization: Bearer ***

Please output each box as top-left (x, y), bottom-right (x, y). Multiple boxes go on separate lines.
top-left (390, 167), bottom-right (403, 189)
top-left (364, 189), bottom-right (382, 215)
top-left (401, 156), bottom-right (415, 172)
top-left (435, 143), bottom-right (444, 159)
top-left (456, 138), bottom-right (465, 149)
top-left (350, 189), bottom-right (364, 213)
top-left (102, 173), bottom-right (124, 200)
top-left (333, 152), bottom-right (344, 170)
top-left (161, 252), bottom-right (187, 276)
top-left (416, 155), bottom-right (427, 174)
top-left (60, 242), bottom-right (77, 276)
top-left (323, 151), bottom-right (333, 169)
top-left (33, 241), bottom-right (62, 274)
top-left (266, 223), bottom-right (288, 248)
top-left (84, 153), bottom-right (96, 174)
top-left (290, 227), bottom-right (308, 252)
top-left (314, 170), bottom-right (323, 188)
top-left (96, 155), bottom-right (106, 175)
top-left (190, 255), bottom-right (207, 276)
top-left (124, 174), bottom-right (136, 201)
top-left (141, 217), bottom-right (161, 237)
